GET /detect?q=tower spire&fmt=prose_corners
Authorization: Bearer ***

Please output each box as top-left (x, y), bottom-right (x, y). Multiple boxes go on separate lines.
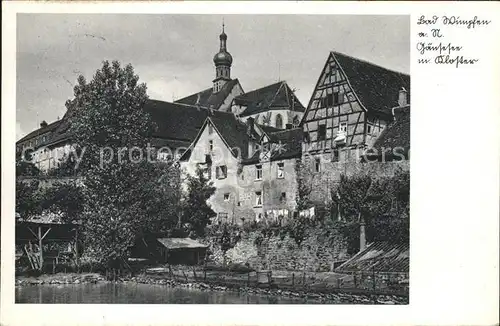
top-left (213, 21), bottom-right (233, 93)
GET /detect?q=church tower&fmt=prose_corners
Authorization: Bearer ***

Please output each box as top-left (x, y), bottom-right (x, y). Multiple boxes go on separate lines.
top-left (212, 22), bottom-right (233, 93)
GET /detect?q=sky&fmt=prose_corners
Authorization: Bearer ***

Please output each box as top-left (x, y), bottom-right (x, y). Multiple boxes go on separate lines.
top-left (16, 14), bottom-right (410, 140)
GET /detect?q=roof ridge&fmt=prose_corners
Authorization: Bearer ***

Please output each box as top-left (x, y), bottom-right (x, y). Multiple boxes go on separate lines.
top-left (331, 51), bottom-right (410, 77)
top-left (236, 80), bottom-right (284, 98)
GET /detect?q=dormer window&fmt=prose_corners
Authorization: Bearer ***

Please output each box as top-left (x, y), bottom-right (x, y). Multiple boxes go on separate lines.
top-left (208, 140), bottom-right (214, 152)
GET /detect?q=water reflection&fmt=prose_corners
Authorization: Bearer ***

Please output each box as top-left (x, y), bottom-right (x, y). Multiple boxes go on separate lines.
top-left (16, 283), bottom-right (320, 304)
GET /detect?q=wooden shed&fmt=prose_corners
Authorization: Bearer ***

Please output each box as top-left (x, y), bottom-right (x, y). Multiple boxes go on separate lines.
top-left (156, 238), bottom-right (208, 265)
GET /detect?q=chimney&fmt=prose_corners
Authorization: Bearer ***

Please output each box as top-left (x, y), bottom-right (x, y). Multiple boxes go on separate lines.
top-left (398, 87), bottom-right (408, 107)
top-left (286, 123), bottom-right (293, 129)
top-left (40, 120), bottom-right (48, 128)
top-left (359, 217), bottom-right (366, 252)
top-left (246, 117), bottom-right (255, 136)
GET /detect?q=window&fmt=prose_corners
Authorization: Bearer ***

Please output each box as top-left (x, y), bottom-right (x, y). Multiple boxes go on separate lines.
top-left (339, 122), bottom-right (348, 134)
top-left (293, 115), bottom-right (300, 126)
top-left (332, 149), bottom-right (340, 162)
top-left (208, 123), bottom-right (214, 135)
top-left (333, 92), bottom-right (339, 105)
top-left (206, 166), bottom-right (212, 180)
top-left (367, 125), bottom-right (372, 135)
top-left (256, 164), bottom-right (263, 180)
top-left (318, 124), bottom-right (326, 141)
top-left (322, 94), bottom-right (334, 108)
top-left (224, 193), bottom-right (230, 201)
top-left (218, 212), bottom-right (228, 222)
top-left (280, 192), bottom-right (287, 202)
top-left (255, 191), bottom-right (263, 207)
top-left (277, 162), bottom-right (285, 178)
top-left (275, 114), bottom-right (283, 129)
top-left (208, 140), bottom-right (214, 152)
top-left (216, 165), bottom-right (227, 179)
top-left (315, 157), bottom-right (321, 173)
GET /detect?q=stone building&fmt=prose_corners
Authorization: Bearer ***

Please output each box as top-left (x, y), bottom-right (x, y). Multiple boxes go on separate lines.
top-left (16, 26), bottom-right (410, 225)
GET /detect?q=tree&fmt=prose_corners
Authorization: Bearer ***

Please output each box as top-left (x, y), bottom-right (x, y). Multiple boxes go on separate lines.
top-left (295, 159), bottom-right (315, 211)
top-left (16, 179), bottom-right (42, 220)
top-left (182, 166), bottom-right (216, 238)
top-left (329, 170), bottom-right (410, 254)
top-left (67, 60), bottom-right (179, 270)
top-left (16, 155), bottom-right (42, 177)
top-left (40, 181), bottom-right (84, 223)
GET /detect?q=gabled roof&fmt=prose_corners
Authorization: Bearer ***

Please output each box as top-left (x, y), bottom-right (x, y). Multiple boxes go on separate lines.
top-left (234, 81), bottom-right (306, 117)
top-left (372, 105), bottom-right (410, 156)
top-left (180, 111), bottom-right (254, 162)
top-left (17, 120), bottom-right (61, 144)
top-left (332, 51), bottom-right (410, 113)
top-left (243, 127), bottom-right (303, 164)
top-left (209, 112), bottom-right (254, 159)
top-left (174, 79), bottom-right (241, 110)
top-left (336, 241), bottom-right (409, 273)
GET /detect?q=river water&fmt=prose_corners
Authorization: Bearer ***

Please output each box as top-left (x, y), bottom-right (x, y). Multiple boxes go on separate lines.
top-left (16, 283), bottom-right (327, 304)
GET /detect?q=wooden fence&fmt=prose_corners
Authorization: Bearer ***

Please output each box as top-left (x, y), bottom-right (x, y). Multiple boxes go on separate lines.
top-left (147, 266), bottom-right (409, 296)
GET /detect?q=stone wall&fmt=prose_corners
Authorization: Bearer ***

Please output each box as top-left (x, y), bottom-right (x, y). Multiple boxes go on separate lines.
top-left (206, 227), bottom-right (348, 272)
top-left (300, 154), bottom-right (410, 206)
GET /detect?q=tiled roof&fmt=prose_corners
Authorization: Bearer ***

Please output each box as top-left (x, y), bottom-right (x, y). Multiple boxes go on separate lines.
top-left (174, 79), bottom-right (241, 110)
top-left (257, 124), bottom-right (281, 135)
top-left (157, 237), bottom-right (208, 249)
top-left (17, 120), bottom-right (61, 144)
top-left (42, 100), bottom-right (228, 151)
top-left (209, 112), bottom-right (254, 159)
top-left (145, 100), bottom-right (214, 146)
top-left (336, 241), bottom-right (409, 273)
top-left (332, 51), bottom-right (410, 114)
top-left (243, 127), bottom-right (303, 164)
top-left (372, 105), bottom-right (410, 155)
top-left (234, 81), bottom-right (305, 117)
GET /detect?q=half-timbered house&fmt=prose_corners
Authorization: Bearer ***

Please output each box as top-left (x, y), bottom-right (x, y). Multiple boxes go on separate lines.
top-left (301, 51), bottom-right (410, 162)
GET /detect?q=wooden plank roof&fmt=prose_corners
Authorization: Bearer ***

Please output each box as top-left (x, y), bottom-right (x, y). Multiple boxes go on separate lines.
top-left (336, 241), bottom-right (409, 273)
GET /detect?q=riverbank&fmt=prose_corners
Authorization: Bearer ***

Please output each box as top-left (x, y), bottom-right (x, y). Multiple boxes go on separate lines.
top-left (15, 273), bottom-right (408, 304)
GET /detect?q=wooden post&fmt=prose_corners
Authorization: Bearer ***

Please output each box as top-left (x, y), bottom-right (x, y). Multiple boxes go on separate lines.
top-left (354, 273), bottom-right (357, 288)
top-left (75, 228), bottom-right (79, 271)
top-left (292, 272), bottom-right (295, 288)
top-left (38, 226), bottom-right (43, 271)
top-left (182, 270), bottom-right (188, 282)
top-left (193, 266), bottom-right (197, 280)
top-left (247, 272), bottom-right (250, 287)
top-left (372, 267), bottom-right (376, 292)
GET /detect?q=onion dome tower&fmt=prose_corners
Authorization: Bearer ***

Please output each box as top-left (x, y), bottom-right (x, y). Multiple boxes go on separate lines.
top-left (212, 22), bottom-right (233, 93)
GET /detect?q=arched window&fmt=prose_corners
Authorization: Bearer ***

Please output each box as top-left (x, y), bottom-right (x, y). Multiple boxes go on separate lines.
top-left (275, 114), bottom-right (283, 129)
